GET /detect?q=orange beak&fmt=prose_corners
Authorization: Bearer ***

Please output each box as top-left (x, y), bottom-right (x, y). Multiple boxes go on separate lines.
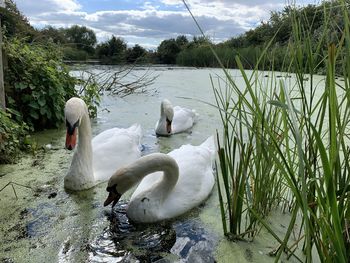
top-left (66, 128), bottom-right (77, 150)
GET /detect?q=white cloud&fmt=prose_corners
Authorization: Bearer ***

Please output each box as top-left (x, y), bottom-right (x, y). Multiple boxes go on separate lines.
top-left (14, 0), bottom-right (316, 47)
top-left (15, 0), bottom-right (81, 15)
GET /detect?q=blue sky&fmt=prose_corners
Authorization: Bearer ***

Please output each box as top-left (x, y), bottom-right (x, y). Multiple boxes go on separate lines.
top-left (15, 0), bottom-right (318, 49)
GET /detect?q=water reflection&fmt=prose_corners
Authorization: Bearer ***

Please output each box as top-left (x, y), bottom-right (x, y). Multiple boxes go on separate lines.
top-left (89, 202), bottom-right (177, 262)
top-left (57, 188), bottom-right (102, 262)
top-left (88, 201), bottom-right (217, 262)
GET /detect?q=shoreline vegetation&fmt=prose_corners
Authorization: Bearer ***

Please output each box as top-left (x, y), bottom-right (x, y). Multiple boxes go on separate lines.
top-left (0, 0), bottom-right (350, 262)
top-left (182, 0), bottom-right (350, 261)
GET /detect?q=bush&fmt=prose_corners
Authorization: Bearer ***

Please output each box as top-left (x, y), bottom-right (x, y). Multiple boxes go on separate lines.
top-left (61, 46), bottom-right (89, 61)
top-left (4, 38), bottom-right (77, 130)
top-left (0, 109), bottom-right (30, 163)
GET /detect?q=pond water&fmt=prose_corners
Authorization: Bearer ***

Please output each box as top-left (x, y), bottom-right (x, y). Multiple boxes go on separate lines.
top-left (0, 66), bottom-right (322, 263)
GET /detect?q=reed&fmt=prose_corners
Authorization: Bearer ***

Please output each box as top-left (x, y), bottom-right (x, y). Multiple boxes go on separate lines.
top-left (184, 0), bottom-right (350, 261)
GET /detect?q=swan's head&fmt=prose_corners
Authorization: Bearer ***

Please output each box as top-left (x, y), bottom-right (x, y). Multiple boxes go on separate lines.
top-left (155, 99), bottom-right (174, 136)
top-left (64, 97), bottom-right (85, 150)
top-left (103, 167), bottom-right (136, 207)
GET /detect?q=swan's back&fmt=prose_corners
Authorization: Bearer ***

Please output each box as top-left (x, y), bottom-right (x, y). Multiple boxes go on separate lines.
top-left (93, 124), bottom-right (142, 182)
top-left (172, 106), bottom-right (197, 134)
top-left (162, 136), bottom-right (215, 217)
top-left (129, 136), bottom-right (216, 221)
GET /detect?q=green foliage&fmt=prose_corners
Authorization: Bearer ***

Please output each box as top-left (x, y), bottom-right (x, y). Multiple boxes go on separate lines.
top-left (96, 36), bottom-right (127, 63)
top-left (4, 38), bottom-right (77, 130)
top-left (64, 25), bottom-right (97, 55)
top-left (75, 73), bottom-right (101, 118)
top-left (126, 44), bottom-right (147, 63)
top-left (0, 109), bottom-right (31, 163)
top-left (202, 1), bottom-right (350, 262)
top-left (175, 35), bottom-right (189, 48)
top-left (81, 81), bottom-right (100, 118)
top-left (37, 26), bottom-right (67, 45)
top-left (175, 1), bottom-right (349, 73)
top-left (0, 0), bottom-right (38, 40)
top-left (61, 46), bottom-right (89, 61)
top-left (157, 38), bottom-right (181, 64)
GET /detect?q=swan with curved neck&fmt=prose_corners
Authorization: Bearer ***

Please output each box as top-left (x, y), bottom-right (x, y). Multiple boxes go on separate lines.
top-left (155, 99), bottom-right (197, 136)
top-left (64, 97), bottom-right (142, 191)
top-left (104, 136), bottom-right (216, 223)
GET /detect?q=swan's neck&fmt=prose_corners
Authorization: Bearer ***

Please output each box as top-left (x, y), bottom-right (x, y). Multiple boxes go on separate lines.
top-left (65, 105), bottom-right (94, 190)
top-left (77, 110), bottom-right (93, 161)
top-left (156, 104), bottom-right (173, 135)
top-left (129, 153), bottom-right (179, 199)
top-left (160, 103), bottom-right (172, 120)
top-left (156, 114), bottom-right (167, 134)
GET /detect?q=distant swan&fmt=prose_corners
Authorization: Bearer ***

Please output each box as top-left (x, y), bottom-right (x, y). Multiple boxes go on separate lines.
top-left (155, 99), bottom-right (197, 136)
top-left (104, 136), bottom-right (216, 223)
top-left (64, 97), bottom-right (142, 191)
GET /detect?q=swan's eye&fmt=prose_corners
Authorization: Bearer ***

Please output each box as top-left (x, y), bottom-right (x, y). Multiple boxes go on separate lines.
top-left (106, 184), bottom-right (117, 193)
top-left (66, 119), bottom-right (80, 135)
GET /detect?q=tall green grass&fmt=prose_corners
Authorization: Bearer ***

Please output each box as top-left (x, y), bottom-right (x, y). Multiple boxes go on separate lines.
top-left (184, 0), bottom-right (350, 261)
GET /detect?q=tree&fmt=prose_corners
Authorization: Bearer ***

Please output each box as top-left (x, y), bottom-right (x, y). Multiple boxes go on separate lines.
top-left (96, 35), bottom-right (127, 63)
top-left (0, 0), bottom-right (37, 40)
top-left (269, 8), bottom-right (292, 44)
top-left (95, 42), bottom-right (109, 58)
top-left (175, 35), bottom-right (189, 48)
top-left (107, 36), bottom-right (126, 58)
top-left (244, 22), bottom-right (273, 46)
top-left (192, 36), bottom-right (211, 46)
top-left (157, 39), bottom-right (181, 64)
top-left (39, 26), bottom-right (66, 44)
top-left (126, 44), bottom-right (146, 63)
top-left (224, 34), bottom-right (247, 48)
top-left (64, 25), bottom-right (97, 55)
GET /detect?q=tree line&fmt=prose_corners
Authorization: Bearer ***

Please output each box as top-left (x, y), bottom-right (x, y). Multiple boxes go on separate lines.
top-left (175, 1), bottom-right (347, 72)
top-left (2, 0), bottom-right (344, 70)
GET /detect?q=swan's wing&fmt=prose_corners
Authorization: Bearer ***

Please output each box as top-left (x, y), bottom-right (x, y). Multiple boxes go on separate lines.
top-left (160, 137), bottom-right (216, 218)
top-left (93, 123), bottom-right (142, 145)
top-left (92, 124), bottom-right (142, 182)
top-left (172, 106), bottom-right (197, 134)
top-left (130, 171), bottom-right (163, 200)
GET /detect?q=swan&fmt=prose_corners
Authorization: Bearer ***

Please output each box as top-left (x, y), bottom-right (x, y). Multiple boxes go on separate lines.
top-left (104, 136), bottom-right (216, 223)
top-left (155, 99), bottom-right (197, 136)
top-left (64, 97), bottom-right (142, 191)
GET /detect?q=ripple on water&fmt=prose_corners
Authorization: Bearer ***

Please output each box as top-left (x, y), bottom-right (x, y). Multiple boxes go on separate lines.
top-left (88, 202), bottom-right (217, 262)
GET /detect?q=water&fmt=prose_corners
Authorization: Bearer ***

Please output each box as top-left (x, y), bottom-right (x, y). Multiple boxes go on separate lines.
top-left (0, 66), bottom-right (319, 262)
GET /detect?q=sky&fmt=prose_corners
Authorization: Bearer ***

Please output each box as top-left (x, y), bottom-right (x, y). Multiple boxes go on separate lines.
top-left (14, 0), bottom-right (319, 49)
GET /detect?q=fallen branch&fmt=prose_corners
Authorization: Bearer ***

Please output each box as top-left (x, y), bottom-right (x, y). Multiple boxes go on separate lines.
top-left (0, 181), bottom-right (32, 199)
top-left (77, 65), bottom-right (158, 97)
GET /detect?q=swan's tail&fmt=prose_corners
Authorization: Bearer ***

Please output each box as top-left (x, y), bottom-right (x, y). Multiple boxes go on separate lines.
top-left (200, 135), bottom-right (217, 160)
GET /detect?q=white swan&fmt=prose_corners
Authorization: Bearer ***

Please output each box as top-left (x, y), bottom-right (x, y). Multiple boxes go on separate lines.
top-left (155, 99), bottom-right (197, 136)
top-left (64, 97), bottom-right (142, 191)
top-left (104, 136), bottom-right (216, 223)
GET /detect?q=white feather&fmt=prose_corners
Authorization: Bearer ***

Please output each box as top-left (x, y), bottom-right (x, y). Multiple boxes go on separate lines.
top-left (64, 97), bottom-right (142, 191)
